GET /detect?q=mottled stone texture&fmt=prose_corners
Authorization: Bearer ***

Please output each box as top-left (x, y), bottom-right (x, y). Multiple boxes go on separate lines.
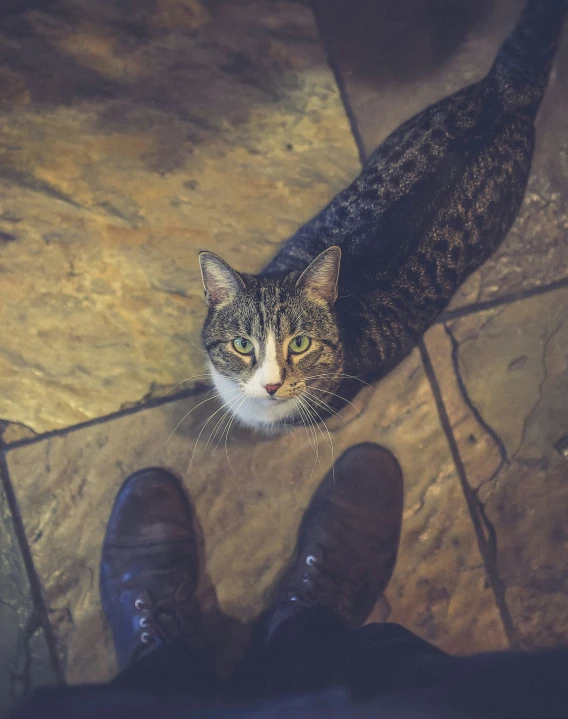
top-left (0, 474), bottom-right (56, 717)
top-left (5, 349), bottom-right (507, 684)
top-left (315, 0), bottom-right (568, 308)
top-left (425, 288), bottom-right (568, 648)
top-left (0, 0), bottom-right (359, 433)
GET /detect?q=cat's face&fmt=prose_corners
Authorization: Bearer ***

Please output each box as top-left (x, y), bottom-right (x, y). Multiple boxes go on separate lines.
top-left (199, 247), bottom-right (344, 432)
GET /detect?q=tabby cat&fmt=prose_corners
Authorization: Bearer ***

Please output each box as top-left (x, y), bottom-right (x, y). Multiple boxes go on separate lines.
top-left (199, 0), bottom-right (566, 433)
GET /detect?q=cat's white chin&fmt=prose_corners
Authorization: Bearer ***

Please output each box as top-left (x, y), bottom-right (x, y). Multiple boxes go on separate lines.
top-left (209, 364), bottom-right (298, 433)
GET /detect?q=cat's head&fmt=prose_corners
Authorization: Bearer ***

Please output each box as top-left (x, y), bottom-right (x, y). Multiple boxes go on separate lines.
top-left (199, 247), bottom-right (344, 433)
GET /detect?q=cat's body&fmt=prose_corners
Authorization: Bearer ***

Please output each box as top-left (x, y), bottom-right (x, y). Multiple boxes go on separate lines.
top-left (200, 0), bottom-right (566, 433)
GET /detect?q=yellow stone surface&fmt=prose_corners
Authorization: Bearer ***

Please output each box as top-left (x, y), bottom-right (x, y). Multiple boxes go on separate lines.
top-left (0, 0), bottom-right (359, 433)
top-left (6, 349), bottom-right (507, 684)
top-left (426, 288), bottom-right (568, 648)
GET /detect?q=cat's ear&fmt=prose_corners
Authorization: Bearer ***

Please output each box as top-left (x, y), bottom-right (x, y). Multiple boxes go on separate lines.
top-left (296, 246), bottom-right (341, 305)
top-left (199, 251), bottom-right (245, 309)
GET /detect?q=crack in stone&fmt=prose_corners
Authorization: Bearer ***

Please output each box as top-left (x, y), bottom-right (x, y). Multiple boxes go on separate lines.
top-left (444, 322), bottom-right (510, 493)
top-left (380, 400), bottom-right (428, 435)
top-left (438, 316), bottom-right (568, 647)
top-left (3, 384), bottom-right (207, 452)
top-left (515, 321), bottom-right (563, 456)
top-left (438, 276), bottom-right (568, 322)
top-left (9, 612), bottom-right (41, 704)
top-left (474, 498), bottom-right (499, 584)
top-left (418, 340), bottom-right (519, 648)
top-left (411, 471), bottom-right (445, 519)
top-left (0, 450), bottom-right (65, 684)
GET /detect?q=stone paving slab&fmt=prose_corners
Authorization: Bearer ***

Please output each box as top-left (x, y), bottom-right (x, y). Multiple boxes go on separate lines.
top-left (425, 287), bottom-right (568, 648)
top-left (0, 0), bottom-right (359, 434)
top-left (316, 0), bottom-right (568, 310)
top-left (5, 348), bottom-right (507, 685)
top-left (0, 470), bottom-right (57, 717)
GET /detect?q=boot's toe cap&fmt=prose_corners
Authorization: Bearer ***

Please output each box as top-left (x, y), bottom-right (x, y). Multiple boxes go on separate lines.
top-left (106, 468), bottom-right (195, 545)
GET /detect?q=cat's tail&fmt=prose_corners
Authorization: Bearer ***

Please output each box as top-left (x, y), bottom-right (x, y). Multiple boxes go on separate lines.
top-left (489, 0), bottom-right (566, 115)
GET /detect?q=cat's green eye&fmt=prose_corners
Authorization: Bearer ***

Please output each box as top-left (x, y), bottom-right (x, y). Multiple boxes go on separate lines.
top-left (233, 337), bottom-right (254, 355)
top-left (289, 335), bottom-right (311, 355)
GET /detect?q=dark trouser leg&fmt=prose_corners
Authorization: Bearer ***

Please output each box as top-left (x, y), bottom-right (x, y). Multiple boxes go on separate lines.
top-left (109, 639), bottom-right (225, 698)
top-left (334, 621), bottom-right (568, 718)
top-left (337, 621), bottom-right (448, 699)
top-left (240, 608), bottom-right (446, 700)
top-left (13, 639), bottom-right (568, 718)
top-left (14, 642), bottom-right (228, 719)
top-left (238, 607), bottom-right (350, 697)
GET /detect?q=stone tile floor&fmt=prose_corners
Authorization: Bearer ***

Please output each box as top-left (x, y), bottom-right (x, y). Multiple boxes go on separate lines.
top-left (0, 0), bottom-right (567, 714)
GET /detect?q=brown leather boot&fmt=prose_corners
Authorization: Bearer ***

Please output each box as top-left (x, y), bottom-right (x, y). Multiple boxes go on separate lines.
top-left (100, 468), bottom-right (201, 670)
top-left (264, 443), bottom-right (403, 640)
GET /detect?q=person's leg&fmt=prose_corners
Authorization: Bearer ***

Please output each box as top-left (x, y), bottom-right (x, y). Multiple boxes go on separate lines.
top-left (238, 443), bottom-right (404, 698)
top-left (338, 620), bottom-right (449, 699)
top-left (99, 467), bottom-right (223, 698)
top-left (13, 647), bottom-right (568, 719)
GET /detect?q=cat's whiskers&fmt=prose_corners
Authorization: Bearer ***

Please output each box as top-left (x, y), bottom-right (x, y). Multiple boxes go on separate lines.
top-left (204, 391), bottom-right (247, 471)
top-left (294, 397), bottom-right (321, 482)
top-left (159, 372), bottom-right (213, 399)
top-left (222, 395), bottom-right (250, 474)
top-left (188, 333), bottom-right (209, 358)
top-left (297, 395), bottom-right (327, 464)
top-left (305, 385), bottom-right (362, 416)
top-left (165, 387), bottom-right (240, 448)
top-left (301, 394), bottom-right (336, 484)
top-left (216, 391), bottom-right (248, 450)
top-left (201, 393), bottom-right (243, 457)
top-left (294, 396), bottom-right (318, 453)
top-left (296, 395), bottom-right (318, 450)
top-left (303, 373), bottom-right (372, 387)
top-left (187, 392), bottom-right (242, 468)
top-left (212, 399), bottom-right (240, 454)
top-left (302, 389), bottom-right (342, 418)
top-left (304, 406), bottom-right (320, 456)
top-left (300, 396), bottom-right (333, 450)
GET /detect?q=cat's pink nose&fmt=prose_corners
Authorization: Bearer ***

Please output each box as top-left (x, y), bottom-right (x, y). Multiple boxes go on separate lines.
top-left (264, 383), bottom-right (282, 396)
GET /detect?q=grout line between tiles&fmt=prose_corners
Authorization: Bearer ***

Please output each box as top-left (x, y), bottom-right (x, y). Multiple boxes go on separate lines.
top-left (418, 339), bottom-right (519, 649)
top-left (436, 276), bottom-right (568, 323)
top-left (0, 446), bottom-right (66, 685)
top-left (309, 0), bottom-right (367, 165)
top-left (3, 383), bottom-right (209, 453)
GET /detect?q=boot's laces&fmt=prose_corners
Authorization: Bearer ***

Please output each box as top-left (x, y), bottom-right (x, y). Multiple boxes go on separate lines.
top-left (133, 584), bottom-right (193, 648)
top-left (284, 548), bottom-right (359, 618)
